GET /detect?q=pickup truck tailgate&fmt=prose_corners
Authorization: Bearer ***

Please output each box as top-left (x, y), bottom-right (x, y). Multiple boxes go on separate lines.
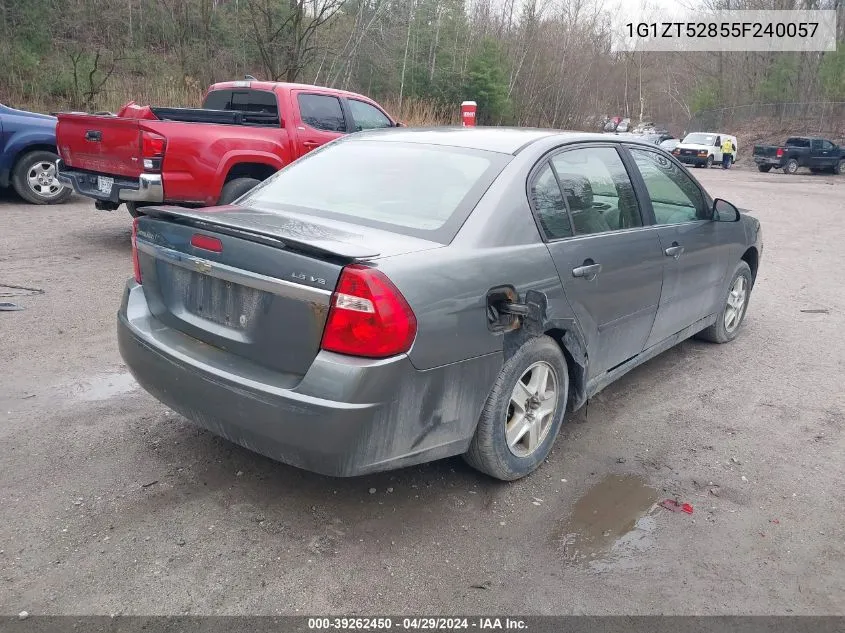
top-left (57, 113), bottom-right (143, 178)
top-left (753, 146), bottom-right (779, 157)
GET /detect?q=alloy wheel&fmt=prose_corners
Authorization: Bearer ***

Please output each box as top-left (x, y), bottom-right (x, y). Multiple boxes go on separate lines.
top-left (506, 361), bottom-right (558, 457)
top-left (26, 161), bottom-right (63, 199)
top-left (724, 276), bottom-right (748, 333)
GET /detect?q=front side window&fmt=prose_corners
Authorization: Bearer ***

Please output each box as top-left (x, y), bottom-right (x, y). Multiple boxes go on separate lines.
top-left (821, 140), bottom-right (834, 151)
top-left (348, 99), bottom-right (393, 131)
top-left (550, 147), bottom-right (642, 235)
top-left (298, 94), bottom-right (346, 132)
top-left (629, 148), bottom-right (707, 225)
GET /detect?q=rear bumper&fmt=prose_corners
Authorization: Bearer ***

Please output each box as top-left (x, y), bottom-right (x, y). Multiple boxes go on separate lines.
top-left (56, 159), bottom-right (163, 204)
top-left (754, 156), bottom-right (783, 167)
top-left (118, 282), bottom-right (498, 476)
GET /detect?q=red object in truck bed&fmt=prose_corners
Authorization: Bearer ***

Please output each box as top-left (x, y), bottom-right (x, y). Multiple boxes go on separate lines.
top-left (56, 81), bottom-right (396, 208)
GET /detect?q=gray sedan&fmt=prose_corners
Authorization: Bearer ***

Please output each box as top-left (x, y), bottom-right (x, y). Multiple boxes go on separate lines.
top-left (119, 128), bottom-right (762, 480)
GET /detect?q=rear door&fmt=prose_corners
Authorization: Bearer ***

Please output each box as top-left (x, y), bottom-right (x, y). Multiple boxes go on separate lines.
top-left (626, 146), bottom-right (730, 347)
top-left (56, 113), bottom-right (142, 177)
top-left (809, 139), bottom-right (826, 168)
top-left (291, 92), bottom-right (346, 158)
top-left (532, 144), bottom-right (664, 374)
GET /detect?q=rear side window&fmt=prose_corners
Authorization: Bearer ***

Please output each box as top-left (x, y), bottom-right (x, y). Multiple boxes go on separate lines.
top-left (298, 94), bottom-right (346, 132)
top-left (550, 147), bottom-right (642, 235)
top-left (348, 99), bottom-right (393, 131)
top-left (239, 140), bottom-right (508, 242)
top-left (530, 163), bottom-right (572, 239)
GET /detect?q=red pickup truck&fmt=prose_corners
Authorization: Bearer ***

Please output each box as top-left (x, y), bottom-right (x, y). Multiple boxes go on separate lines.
top-left (56, 80), bottom-right (398, 216)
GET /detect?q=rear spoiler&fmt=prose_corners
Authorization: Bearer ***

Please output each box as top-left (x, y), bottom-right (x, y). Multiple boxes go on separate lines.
top-left (140, 206), bottom-right (381, 261)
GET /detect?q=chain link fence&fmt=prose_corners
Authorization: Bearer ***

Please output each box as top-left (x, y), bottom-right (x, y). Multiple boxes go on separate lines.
top-left (688, 102), bottom-right (845, 135)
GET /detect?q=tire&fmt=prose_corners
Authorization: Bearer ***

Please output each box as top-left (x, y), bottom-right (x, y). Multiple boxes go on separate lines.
top-left (463, 335), bottom-right (569, 481)
top-left (218, 177), bottom-right (261, 205)
top-left (783, 158), bottom-right (799, 175)
top-left (126, 202), bottom-right (143, 218)
top-left (10, 150), bottom-right (72, 205)
top-left (705, 155), bottom-right (714, 168)
top-left (696, 261), bottom-right (753, 344)
top-left (757, 165), bottom-right (772, 173)
top-left (834, 160), bottom-right (844, 175)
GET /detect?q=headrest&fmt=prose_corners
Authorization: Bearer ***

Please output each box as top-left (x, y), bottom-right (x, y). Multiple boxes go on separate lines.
top-left (555, 173), bottom-right (594, 210)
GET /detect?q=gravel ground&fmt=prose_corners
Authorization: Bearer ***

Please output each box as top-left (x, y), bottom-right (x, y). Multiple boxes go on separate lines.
top-left (1, 167), bottom-right (844, 616)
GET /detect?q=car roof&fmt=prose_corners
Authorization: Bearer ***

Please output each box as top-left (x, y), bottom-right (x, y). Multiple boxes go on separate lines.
top-left (350, 127), bottom-right (659, 155)
top-left (207, 80), bottom-right (377, 102)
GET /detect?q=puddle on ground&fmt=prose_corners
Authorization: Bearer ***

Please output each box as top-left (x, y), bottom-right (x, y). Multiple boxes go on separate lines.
top-left (557, 474), bottom-right (659, 571)
top-left (70, 372), bottom-right (139, 402)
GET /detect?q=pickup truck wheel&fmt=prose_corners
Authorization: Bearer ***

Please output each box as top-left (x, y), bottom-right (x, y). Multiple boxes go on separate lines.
top-left (696, 261), bottom-right (753, 344)
top-left (757, 165), bottom-right (773, 173)
top-left (783, 159), bottom-right (799, 174)
top-left (219, 177), bottom-right (261, 205)
top-left (705, 155), bottom-right (714, 168)
top-left (463, 335), bottom-right (568, 481)
top-left (126, 203), bottom-right (143, 218)
top-left (11, 150), bottom-right (72, 205)
top-left (835, 160), bottom-right (845, 175)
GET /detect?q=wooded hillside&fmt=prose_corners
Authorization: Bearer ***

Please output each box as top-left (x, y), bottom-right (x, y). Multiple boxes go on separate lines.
top-left (1, 0), bottom-right (843, 129)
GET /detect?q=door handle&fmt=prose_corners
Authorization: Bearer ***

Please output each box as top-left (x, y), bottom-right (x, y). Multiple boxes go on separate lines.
top-left (572, 261), bottom-right (602, 280)
top-left (303, 140), bottom-right (320, 147)
top-left (664, 243), bottom-right (684, 259)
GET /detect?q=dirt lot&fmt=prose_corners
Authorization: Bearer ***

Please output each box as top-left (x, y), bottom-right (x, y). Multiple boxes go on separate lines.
top-left (1, 167), bottom-right (844, 616)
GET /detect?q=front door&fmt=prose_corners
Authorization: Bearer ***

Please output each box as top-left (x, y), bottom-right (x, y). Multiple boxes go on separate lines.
top-left (291, 91), bottom-right (347, 159)
top-left (813, 140), bottom-right (837, 168)
top-left (530, 145), bottom-right (664, 374)
top-left (626, 147), bottom-right (731, 347)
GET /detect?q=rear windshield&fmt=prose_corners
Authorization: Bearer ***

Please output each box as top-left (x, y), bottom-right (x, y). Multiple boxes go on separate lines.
top-left (682, 133), bottom-right (716, 145)
top-left (238, 140), bottom-right (509, 242)
top-left (785, 137), bottom-right (810, 147)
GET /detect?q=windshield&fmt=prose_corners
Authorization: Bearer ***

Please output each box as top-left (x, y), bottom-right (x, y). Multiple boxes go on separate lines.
top-left (682, 133), bottom-right (717, 145)
top-left (239, 140), bottom-right (508, 242)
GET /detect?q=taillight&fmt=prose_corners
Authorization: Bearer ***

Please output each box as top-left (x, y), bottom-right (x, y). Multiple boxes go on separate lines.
top-left (131, 217), bottom-right (142, 284)
top-left (776, 148), bottom-right (784, 158)
top-left (320, 265), bottom-right (417, 359)
top-left (190, 233), bottom-right (223, 253)
top-left (140, 131), bottom-right (166, 171)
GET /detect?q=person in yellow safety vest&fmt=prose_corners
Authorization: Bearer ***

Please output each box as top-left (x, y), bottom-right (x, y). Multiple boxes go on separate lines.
top-left (721, 137), bottom-right (734, 169)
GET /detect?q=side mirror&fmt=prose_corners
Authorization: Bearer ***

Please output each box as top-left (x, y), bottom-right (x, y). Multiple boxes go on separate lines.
top-left (713, 198), bottom-right (740, 222)
top-left (395, 121), bottom-right (406, 128)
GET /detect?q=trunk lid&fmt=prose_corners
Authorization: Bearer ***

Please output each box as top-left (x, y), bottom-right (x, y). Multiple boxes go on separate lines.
top-left (135, 206), bottom-right (442, 376)
top-left (56, 113), bottom-right (144, 178)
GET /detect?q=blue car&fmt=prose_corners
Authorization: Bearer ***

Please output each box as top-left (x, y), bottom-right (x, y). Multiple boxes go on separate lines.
top-left (0, 103), bottom-right (71, 204)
